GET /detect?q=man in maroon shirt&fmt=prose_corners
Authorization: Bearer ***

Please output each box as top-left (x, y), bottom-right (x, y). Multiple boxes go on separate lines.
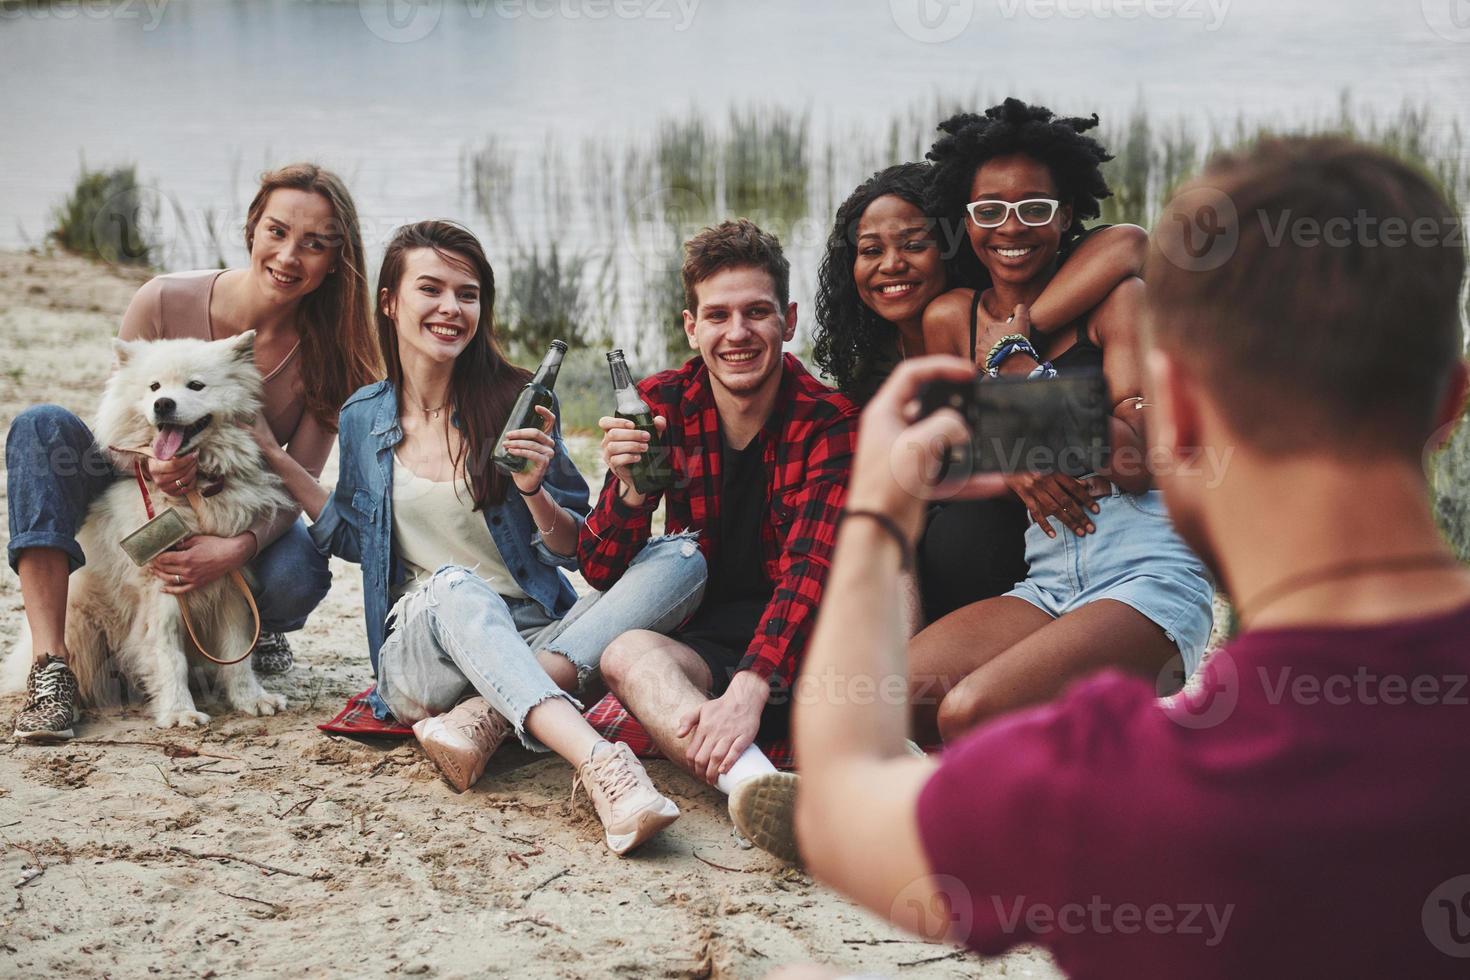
top-left (766, 136), bottom-right (1470, 977)
top-left (584, 220), bottom-right (857, 861)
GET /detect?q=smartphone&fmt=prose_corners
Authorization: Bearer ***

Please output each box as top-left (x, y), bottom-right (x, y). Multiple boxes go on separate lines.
top-left (916, 371), bottom-right (1111, 477)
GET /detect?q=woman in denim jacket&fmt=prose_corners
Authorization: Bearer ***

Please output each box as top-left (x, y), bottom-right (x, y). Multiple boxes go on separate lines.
top-left (263, 221), bottom-right (706, 855)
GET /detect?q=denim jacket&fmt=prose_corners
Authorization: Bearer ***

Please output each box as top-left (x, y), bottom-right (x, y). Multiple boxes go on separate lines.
top-left (308, 380), bottom-right (592, 679)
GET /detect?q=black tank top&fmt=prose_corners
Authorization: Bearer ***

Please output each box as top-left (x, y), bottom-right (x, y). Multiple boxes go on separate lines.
top-left (968, 290), bottom-right (1103, 375)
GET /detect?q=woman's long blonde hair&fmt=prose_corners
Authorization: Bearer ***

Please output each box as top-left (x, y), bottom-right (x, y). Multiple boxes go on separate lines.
top-left (244, 163), bottom-right (382, 429)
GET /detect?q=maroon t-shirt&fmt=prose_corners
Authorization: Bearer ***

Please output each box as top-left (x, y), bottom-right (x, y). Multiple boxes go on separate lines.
top-left (917, 601), bottom-right (1470, 978)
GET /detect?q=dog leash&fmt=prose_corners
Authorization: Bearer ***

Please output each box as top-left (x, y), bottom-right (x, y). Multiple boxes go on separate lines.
top-left (120, 451), bottom-right (261, 667)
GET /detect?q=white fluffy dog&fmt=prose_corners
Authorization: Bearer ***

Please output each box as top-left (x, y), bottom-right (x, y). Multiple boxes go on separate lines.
top-left (5, 331), bottom-right (293, 727)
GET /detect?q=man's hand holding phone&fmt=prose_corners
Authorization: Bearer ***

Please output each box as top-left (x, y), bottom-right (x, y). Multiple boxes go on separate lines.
top-left (847, 357), bottom-right (1010, 540)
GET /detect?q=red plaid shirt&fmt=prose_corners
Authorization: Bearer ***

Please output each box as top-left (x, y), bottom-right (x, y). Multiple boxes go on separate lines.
top-left (578, 354), bottom-right (858, 687)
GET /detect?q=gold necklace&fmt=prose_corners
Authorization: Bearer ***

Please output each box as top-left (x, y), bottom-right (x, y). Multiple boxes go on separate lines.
top-left (404, 384), bottom-right (449, 420)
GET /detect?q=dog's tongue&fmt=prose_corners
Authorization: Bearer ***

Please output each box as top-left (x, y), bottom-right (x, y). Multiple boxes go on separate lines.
top-left (153, 426), bottom-right (185, 461)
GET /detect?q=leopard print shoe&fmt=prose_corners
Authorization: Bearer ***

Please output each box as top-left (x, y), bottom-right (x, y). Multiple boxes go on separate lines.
top-left (251, 632), bottom-right (295, 675)
top-left (13, 654), bottom-right (81, 743)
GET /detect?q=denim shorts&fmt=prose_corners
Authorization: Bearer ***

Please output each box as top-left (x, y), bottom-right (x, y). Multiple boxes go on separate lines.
top-left (1005, 487), bottom-right (1215, 675)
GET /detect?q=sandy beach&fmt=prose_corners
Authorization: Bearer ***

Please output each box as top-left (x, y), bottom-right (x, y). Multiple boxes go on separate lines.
top-left (0, 249), bottom-right (1065, 979)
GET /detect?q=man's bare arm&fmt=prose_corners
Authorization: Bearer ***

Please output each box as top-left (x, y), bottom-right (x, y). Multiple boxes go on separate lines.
top-left (794, 356), bottom-right (1007, 939)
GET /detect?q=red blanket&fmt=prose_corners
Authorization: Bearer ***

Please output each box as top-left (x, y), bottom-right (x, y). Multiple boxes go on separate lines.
top-left (321, 687), bottom-right (795, 769)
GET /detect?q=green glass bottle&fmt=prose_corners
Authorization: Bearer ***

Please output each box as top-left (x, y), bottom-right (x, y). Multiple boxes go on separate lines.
top-left (492, 340), bottom-right (567, 474)
top-left (607, 348), bottom-right (674, 495)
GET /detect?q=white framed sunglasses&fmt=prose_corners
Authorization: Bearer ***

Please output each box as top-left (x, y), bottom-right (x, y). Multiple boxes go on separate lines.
top-left (966, 198), bottom-right (1061, 228)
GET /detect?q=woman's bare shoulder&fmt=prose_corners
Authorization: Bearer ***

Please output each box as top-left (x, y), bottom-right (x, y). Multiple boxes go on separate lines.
top-left (120, 270), bottom-right (221, 342)
top-left (922, 288), bottom-right (977, 356)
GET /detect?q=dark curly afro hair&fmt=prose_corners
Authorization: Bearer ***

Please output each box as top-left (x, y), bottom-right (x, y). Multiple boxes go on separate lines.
top-left (813, 161), bottom-right (933, 403)
top-left (925, 98), bottom-right (1114, 289)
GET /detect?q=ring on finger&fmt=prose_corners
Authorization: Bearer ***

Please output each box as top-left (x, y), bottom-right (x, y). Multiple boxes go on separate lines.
top-left (175, 479), bottom-right (185, 490)
top-left (174, 574), bottom-right (182, 586)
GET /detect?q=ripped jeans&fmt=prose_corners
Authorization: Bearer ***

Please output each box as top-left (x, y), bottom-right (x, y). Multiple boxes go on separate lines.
top-left (375, 533), bottom-right (706, 752)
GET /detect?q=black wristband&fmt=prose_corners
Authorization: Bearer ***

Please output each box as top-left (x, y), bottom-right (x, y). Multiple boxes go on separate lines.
top-left (516, 482), bottom-right (543, 497)
top-left (839, 509), bottom-right (915, 572)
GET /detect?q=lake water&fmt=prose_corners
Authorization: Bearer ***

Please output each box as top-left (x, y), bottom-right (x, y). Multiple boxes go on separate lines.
top-left (4, 0), bottom-right (1468, 362)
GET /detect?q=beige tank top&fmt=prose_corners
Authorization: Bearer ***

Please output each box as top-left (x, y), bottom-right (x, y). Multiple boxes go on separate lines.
top-left (389, 455), bottom-right (527, 602)
top-left (120, 269), bottom-right (335, 552)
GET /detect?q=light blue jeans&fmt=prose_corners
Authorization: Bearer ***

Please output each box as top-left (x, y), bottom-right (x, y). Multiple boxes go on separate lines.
top-left (375, 533), bottom-right (706, 751)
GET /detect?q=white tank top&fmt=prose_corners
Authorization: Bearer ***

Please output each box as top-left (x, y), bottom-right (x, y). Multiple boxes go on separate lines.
top-left (390, 454), bottom-right (527, 602)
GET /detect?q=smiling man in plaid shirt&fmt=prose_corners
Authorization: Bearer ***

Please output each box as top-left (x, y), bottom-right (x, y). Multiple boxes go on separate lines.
top-left (583, 219), bottom-right (858, 861)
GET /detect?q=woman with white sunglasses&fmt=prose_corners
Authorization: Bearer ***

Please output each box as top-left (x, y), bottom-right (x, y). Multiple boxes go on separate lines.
top-left (908, 98), bottom-right (1216, 744)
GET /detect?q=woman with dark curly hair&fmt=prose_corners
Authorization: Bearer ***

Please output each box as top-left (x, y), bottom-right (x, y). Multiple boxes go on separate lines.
top-left (907, 99), bottom-right (1215, 743)
top-left (811, 160), bottom-right (1147, 624)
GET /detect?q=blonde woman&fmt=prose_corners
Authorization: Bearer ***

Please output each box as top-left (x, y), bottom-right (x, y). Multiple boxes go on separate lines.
top-left (8, 163), bottom-right (380, 741)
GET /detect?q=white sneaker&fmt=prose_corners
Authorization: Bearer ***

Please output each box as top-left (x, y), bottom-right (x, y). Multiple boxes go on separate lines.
top-left (728, 771), bottom-right (800, 864)
top-left (574, 742), bottom-right (680, 855)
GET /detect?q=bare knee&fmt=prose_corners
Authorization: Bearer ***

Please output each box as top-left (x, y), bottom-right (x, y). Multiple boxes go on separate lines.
top-left (535, 649), bottom-right (579, 693)
top-left (937, 678), bottom-right (1005, 743)
top-left (599, 629), bottom-right (666, 693)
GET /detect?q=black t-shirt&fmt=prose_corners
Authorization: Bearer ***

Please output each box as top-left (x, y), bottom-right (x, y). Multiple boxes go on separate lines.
top-left (705, 429), bottom-right (773, 605)
top-left (675, 429), bottom-right (781, 712)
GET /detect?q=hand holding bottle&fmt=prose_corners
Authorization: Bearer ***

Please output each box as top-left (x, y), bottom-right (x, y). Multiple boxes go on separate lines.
top-left (493, 340), bottom-right (566, 475)
top-left (603, 348), bottom-right (675, 500)
top-left (503, 405), bottom-right (558, 495)
top-left (599, 413), bottom-right (668, 506)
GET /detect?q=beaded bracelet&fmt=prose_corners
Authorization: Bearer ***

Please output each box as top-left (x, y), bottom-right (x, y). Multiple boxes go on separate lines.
top-left (986, 335), bottom-right (1045, 378)
top-left (984, 333), bottom-right (1030, 372)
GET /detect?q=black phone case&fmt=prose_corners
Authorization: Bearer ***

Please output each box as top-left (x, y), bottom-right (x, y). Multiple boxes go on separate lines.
top-left (917, 372), bottom-right (1111, 476)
